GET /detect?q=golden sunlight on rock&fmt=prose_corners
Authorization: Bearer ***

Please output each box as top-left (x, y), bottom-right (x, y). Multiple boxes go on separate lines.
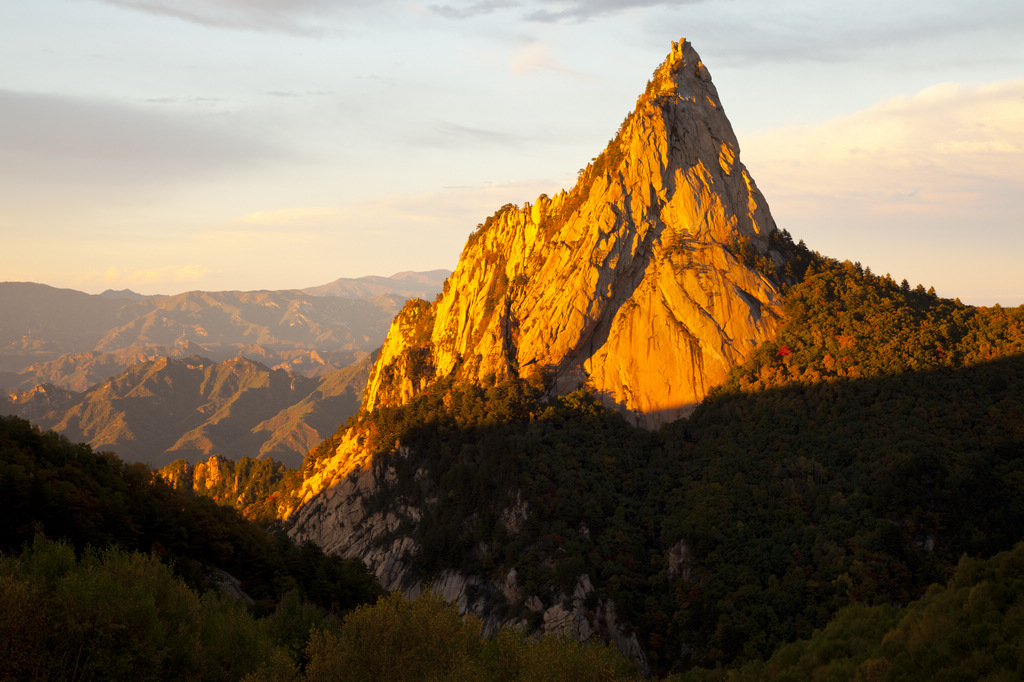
top-left (362, 40), bottom-right (784, 427)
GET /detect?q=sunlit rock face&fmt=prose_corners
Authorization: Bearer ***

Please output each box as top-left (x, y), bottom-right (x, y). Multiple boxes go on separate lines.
top-left (287, 35), bottom-right (788, 550)
top-left (284, 40), bottom-right (785, 673)
top-left (364, 39), bottom-right (783, 426)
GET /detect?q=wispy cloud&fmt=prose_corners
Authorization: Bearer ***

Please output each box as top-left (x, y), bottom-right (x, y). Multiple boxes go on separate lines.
top-left (510, 42), bottom-right (586, 76)
top-left (223, 181), bottom-right (560, 232)
top-left (352, 179), bottom-right (564, 225)
top-left (79, 265), bottom-right (213, 290)
top-left (99, 0), bottom-right (381, 33)
top-left (105, 0), bottom-right (702, 30)
top-left (429, 0), bottom-right (521, 20)
top-left (740, 78), bottom-right (1024, 305)
top-left (265, 90), bottom-right (335, 98)
top-left (408, 119), bottom-right (526, 149)
top-left (232, 207), bottom-right (346, 226)
top-left (141, 96), bottom-right (228, 107)
top-left (741, 78), bottom-right (1024, 215)
top-left (96, 0), bottom-right (704, 35)
top-left (217, 177), bottom-right (562, 257)
top-left (525, 0), bottom-right (700, 23)
top-left (0, 90), bottom-right (280, 186)
top-left (668, 1), bottom-right (1024, 68)
top-left (426, 0), bottom-right (703, 23)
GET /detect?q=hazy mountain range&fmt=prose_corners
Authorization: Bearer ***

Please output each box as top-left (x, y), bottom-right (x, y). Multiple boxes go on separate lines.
top-left (301, 269), bottom-right (449, 299)
top-left (0, 271), bottom-right (448, 466)
top-left (2, 354), bottom-right (372, 469)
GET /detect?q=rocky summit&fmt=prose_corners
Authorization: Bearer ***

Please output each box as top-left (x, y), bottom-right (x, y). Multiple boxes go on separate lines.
top-left (364, 39), bottom-right (784, 428)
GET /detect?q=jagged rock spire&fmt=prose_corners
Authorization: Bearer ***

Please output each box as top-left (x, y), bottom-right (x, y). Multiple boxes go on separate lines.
top-left (285, 43), bottom-right (789, 669)
top-left (365, 39), bottom-right (782, 425)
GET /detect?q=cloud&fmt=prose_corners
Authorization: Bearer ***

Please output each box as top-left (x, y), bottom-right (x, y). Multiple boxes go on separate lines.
top-left (353, 179), bottom-right (563, 225)
top-left (99, 0), bottom-right (378, 33)
top-left (407, 119), bottom-right (526, 149)
top-left (616, 1), bottom-right (1024, 69)
top-left (429, 0), bottom-right (521, 20)
top-left (525, 0), bottom-right (699, 23)
top-left (265, 90), bottom-right (335, 98)
top-left (426, 0), bottom-right (703, 23)
top-left (223, 181), bottom-right (557, 232)
top-left (142, 96), bottom-right (227, 107)
top-left (79, 265), bottom-right (213, 290)
top-left (509, 42), bottom-right (585, 76)
top-left (740, 79), bottom-right (1024, 216)
top-left (0, 90), bottom-right (280, 187)
top-left (740, 78), bottom-right (1024, 306)
top-left (232, 207), bottom-right (346, 226)
top-left (216, 177), bottom-right (562, 259)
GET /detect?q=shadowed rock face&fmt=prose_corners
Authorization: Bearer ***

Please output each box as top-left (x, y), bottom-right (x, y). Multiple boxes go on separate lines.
top-left (364, 39), bottom-right (783, 427)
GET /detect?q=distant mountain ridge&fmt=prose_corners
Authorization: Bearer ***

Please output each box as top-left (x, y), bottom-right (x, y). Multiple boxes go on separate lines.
top-left (2, 353), bottom-right (371, 468)
top-left (98, 288), bottom-right (148, 300)
top-left (0, 272), bottom-right (445, 466)
top-left (301, 269), bottom-right (450, 299)
top-left (0, 270), bottom-right (448, 393)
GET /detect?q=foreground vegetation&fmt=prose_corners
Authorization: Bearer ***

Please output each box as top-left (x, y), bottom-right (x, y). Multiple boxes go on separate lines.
top-left (0, 538), bottom-right (638, 681)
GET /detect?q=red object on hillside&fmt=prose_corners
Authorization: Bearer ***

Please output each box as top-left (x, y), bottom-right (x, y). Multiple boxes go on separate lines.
top-left (777, 345), bottom-right (793, 357)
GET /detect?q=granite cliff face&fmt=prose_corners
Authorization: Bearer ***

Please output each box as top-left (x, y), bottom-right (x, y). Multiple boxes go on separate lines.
top-left (364, 39), bottom-right (783, 427)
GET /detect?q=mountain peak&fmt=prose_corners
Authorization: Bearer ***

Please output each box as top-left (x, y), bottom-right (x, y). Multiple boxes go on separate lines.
top-left (654, 38), bottom-right (711, 91)
top-left (98, 288), bottom-right (148, 301)
top-left (302, 269), bottom-right (451, 300)
top-left (360, 39), bottom-right (784, 427)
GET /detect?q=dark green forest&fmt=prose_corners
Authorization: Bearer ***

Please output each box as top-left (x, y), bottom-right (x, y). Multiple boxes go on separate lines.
top-left (723, 540), bottom-right (1024, 680)
top-left (3, 253), bottom-right (1024, 679)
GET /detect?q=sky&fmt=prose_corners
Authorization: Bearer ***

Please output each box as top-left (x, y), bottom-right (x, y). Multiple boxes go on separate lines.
top-left (1, 0), bottom-right (1022, 305)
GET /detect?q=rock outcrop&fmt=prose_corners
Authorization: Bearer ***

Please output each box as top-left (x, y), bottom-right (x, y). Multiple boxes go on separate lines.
top-left (285, 454), bottom-right (653, 676)
top-left (364, 38), bottom-right (784, 427)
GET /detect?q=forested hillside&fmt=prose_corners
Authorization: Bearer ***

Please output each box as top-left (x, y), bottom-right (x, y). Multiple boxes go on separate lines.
top-left (652, 259), bottom-right (1024, 668)
top-left (289, 255), bottom-right (1024, 675)
top-left (0, 414), bottom-right (641, 681)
